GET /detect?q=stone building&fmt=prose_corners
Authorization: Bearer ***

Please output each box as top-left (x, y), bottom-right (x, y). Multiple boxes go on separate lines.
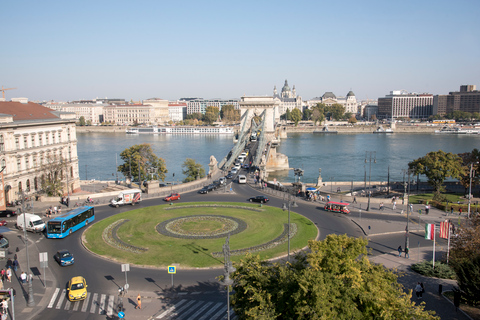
top-left (433, 85), bottom-right (480, 116)
top-left (378, 90), bottom-right (433, 120)
top-left (0, 99), bottom-right (80, 205)
top-left (273, 80), bottom-right (303, 115)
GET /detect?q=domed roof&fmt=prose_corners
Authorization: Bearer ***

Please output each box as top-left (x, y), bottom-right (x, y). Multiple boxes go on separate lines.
top-left (347, 91), bottom-right (355, 97)
top-left (322, 92), bottom-right (336, 99)
top-left (281, 80), bottom-right (290, 92)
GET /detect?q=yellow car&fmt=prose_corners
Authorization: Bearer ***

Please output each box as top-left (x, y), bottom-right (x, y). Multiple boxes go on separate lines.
top-left (67, 276), bottom-right (88, 301)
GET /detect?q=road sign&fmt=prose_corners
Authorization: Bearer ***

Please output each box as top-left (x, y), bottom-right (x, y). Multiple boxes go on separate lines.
top-left (168, 266), bottom-right (176, 274)
top-left (121, 264), bottom-right (130, 272)
top-left (118, 311), bottom-right (125, 318)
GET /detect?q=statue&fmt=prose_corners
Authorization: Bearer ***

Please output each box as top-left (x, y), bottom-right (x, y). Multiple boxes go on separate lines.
top-left (209, 155), bottom-right (218, 175)
top-left (316, 168), bottom-right (323, 187)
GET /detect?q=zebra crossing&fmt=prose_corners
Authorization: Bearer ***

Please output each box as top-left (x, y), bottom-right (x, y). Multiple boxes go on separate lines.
top-left (154, 298), bottom-right (237, 319)
top-left (47, 288), bottom-right (118, 316)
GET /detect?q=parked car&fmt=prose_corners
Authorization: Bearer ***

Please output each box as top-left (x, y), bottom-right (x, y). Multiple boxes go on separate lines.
top-left (164, 193), bottom-right (181, 201)
top-left (0, 220), bottom-right (7, 227)
top-left (0, 236), bottom-right (9, 249)
top-left (67, 276), bottom-right (88, 301)
top-left (54, 249), bottom-right (75, 266)
top-left (249, 196), bottom-right (269, 203)
top-left (218, 177), bottom-right (226, 185)
top-left (0, 209), bottom-right (17, 218)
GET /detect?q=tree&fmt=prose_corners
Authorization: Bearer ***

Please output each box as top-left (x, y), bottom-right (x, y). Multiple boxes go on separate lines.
top-left (449, 215), bottom-right (480, 306)
top-left (370, 114), bottom-right (377, 121)
top-left (457, 149), bottom-right (480, 193)
top-left (78, 116), bottom-right (86, 126)
top-left (348, 116), bottom-right (357, 124)
top-left (285, 109), bottom-right (291, 121)
top-left (39, 154), bottom-right (68, 196)
top-left (302, 109), bottom-right (312, 121)
top-left (408, 150), bottom-right (464, 199)
top-left (117, 144), bottom-right (167, 182)
top-left (204, 111), bottom-right (217, 124)
top-left (231, 234), bottom-right (438, 319)
top-left (344, 112), bottom-right (352, 120)
top-left (311, 109), bottom-right (324, 126)
top-left (330, 103), bottom-right (345, 120)
top-left (182, 158), bottom-right (205, 182)
top-left (290, 108), bottom-right (302, 126)
top-left (220, 105), bottom-right (240, 123)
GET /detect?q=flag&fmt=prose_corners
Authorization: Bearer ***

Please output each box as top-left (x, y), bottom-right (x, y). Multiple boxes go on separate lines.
top-left (425, 223), bottom-right (435, 240)
top-left (440, 221), bottom-right (450, 239)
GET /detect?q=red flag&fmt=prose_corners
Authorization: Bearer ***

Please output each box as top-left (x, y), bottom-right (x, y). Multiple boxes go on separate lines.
top-left (440, 221), bottom-right (450, 239)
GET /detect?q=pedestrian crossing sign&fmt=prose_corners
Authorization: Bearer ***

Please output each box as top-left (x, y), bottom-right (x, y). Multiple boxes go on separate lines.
top-left (168, 266), bottom-right (176, 274)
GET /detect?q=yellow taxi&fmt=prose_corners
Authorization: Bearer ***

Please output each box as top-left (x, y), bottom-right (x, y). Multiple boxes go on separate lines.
top-left (67, 276), bottom-right (88, 301)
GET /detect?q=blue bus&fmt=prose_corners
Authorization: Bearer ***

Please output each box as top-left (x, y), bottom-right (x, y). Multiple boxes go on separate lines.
top-left (46, 206), bottom-right (95, 239)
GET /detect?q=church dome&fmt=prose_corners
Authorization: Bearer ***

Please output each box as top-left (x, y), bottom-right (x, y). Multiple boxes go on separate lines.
top-left (322, 92), bottom-right (336, 99)
top-left (347, 91), bottom-right (355, 97)
top-left (281, 80), bottom-right (290, 93)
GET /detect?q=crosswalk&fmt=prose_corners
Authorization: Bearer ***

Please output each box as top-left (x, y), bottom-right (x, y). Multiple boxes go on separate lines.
top-left (47, 288), bottom-right (118, 316)
top-left (47, 288), bottom-right (237, 319)
top-left (155, 299), bottom-right (237, 320)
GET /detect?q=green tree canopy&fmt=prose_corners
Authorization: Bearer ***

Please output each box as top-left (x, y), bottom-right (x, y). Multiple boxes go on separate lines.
top-left (329, 103), bottom-right (346, 120)
top-left (408, 150), bottom-right (464, 198)
top-left (348, 116), bottom-right (357, 124)
top-left (311, 108), bottom-right (324, 126)
top-left (231, 234), bottom-right (438, 320)
top-left (290, 108), bottom-right (302, 126)
top-left (457, 148), bottom-right (480, 192)
top-left (78, 116), bottom-right (86, 126)
top-left (117, 144), bottom-right (167, 182)
top-left (182, 158), bottom-right (206, 182)
top-left (220, 105), bottom-right (240, 122)
top-left (302, 109), bottom-right (311, 121)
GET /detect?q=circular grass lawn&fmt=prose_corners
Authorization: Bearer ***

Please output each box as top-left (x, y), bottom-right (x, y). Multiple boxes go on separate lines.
top-left (83, 202), bottom-right (318, 268)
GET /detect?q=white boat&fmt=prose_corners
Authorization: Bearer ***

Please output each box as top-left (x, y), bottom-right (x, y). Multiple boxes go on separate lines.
top-left (126, 126), bottom-right (234, 135)
top-left (373, 126), bottom-right (394, 134)
top-left (434, 126), bottom-right (480, 134)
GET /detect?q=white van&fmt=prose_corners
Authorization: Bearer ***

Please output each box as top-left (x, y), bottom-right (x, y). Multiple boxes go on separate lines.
top-left (16, 213), bottom-right (45, 233)
top-left (238, 156), bottom-right (245, 163)
top-left (238, 175), bottom-right (247, 184)
top-left (111, 189), bottom-right (142, 207)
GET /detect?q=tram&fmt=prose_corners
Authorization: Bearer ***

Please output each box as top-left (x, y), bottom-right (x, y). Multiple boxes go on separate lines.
top-left (324, 201), bottom-right (350, 214)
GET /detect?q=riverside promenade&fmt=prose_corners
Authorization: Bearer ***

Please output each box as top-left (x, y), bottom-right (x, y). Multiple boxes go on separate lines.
top-left (7, 174), bottom-right (476, 320)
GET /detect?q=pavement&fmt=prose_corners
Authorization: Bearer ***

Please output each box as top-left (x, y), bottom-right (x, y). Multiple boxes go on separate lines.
top-left (3, 177), bottom-right (476, 320)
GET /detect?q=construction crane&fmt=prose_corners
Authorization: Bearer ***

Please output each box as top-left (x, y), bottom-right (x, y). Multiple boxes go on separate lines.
top-left (1, 86), bottom-right (17, 99)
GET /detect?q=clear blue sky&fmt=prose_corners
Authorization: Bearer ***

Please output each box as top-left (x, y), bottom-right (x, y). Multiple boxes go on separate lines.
top-left (1, 0), bottom-right (479, 102)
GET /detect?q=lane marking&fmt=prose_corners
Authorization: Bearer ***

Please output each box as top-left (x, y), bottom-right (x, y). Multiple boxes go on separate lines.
top-left (48, 288), bottom-right (60, 308)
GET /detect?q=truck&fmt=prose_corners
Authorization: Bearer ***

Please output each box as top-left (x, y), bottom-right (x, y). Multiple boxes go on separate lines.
top-left (16, 213), bottom-right (46, 233)
top-left (110, 189), bottom-right (142, 208)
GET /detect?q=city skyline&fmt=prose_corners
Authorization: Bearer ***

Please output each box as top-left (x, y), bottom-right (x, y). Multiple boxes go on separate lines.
top-left (1, 0), bottom-right (479, 102)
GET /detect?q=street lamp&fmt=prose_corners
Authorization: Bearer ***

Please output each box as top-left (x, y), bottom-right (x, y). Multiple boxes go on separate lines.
top-left (18, 191), bottom-right (35, 307)
top-left (468, 162), bottom-right (478, 218)
top-left (401, 169), bottom-right (413, 253)
top-left (221, 235), bottom-right (236, 320)
top-left (365, 151), bottom-right (376, 211)
top-left (282, 190), bottom-right (298, 262)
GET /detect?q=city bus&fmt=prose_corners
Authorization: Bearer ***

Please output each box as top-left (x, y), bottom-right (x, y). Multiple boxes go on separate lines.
top-left (46, 206), bottom-right (95, 239)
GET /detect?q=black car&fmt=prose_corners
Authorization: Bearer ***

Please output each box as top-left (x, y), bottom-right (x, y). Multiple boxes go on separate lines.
top-left (249, 196), bottom-right (269, 203)
top-left (199, 184), bottom-right (216, 194)
top-left (226, 173), bottom-right (234, 179)
top-left (0, 209), bottom-right (16, 218)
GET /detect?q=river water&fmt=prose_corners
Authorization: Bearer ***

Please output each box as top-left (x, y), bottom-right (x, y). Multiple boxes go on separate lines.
top-left (77, 132), bottom-right (479, 184)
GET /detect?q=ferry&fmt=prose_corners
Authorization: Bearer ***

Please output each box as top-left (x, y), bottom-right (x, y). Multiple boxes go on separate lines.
top-left (126, 126), bottom-right (234, 135)
top-left (434, 126), bottom-right (480, 134)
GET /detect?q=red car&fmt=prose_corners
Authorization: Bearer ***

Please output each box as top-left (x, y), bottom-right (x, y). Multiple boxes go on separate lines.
top-left (164, 193), bottom-right (181, 201)
top-left (0, 221), bottom-right (7, 227)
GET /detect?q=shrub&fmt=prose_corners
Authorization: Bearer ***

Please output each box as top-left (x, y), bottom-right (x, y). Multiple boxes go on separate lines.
top-left (411, 260), bottom-right (456, 279)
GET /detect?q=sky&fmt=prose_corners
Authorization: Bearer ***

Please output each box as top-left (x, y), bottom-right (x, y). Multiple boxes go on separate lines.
top-left (1, 0), bottom-right (479, 102)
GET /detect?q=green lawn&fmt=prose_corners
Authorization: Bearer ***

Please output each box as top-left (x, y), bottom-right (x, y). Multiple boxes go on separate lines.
top-left (83, 202), bottom-right (318, 268)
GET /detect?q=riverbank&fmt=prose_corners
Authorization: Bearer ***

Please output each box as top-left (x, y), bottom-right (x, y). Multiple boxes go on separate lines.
top-left (75, 123), bottom-right (439, 134)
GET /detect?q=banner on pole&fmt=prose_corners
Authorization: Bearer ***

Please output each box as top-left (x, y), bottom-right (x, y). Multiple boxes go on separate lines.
top-left (440, 221), bottom-right (450, 239)
top-left (425, 223), bottom-right (435, 240)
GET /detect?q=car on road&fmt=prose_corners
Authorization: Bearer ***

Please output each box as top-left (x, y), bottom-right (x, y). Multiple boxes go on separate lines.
top-left (164, 193), bottom-right (181, 201)
top-left (0, 209), bottom-right (17, 218)
top-left (249, 196), bottom-right (269, 203)
top-left (199, 185), bottom-right (215, 194)
top-left (67, 276), bottom-right (88, 301)
top-left (234, 163), bottom-right (241, 170)
top-left (54, 249), bottom-right (75, 266)
top-left (218, 177), bottom-right (226, 185)
top-left (0, 236), bottom-right (9, 249)
top-left (231, 168), bottom-right (238, 174)
top-left (238, 175), bottom-right (247, 184)
top-left (0, 220), bottom-right (7, 227)
top-left (226, 173), bottom-right (234, 179)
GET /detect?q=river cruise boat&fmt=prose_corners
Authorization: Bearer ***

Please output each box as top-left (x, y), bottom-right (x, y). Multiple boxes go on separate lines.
top-left (126, 126), bottom-right (234, 135)
top-left (434, 126), bottom-right (479, 134)
top-left (373, 126), bottom-right (394, 134)
top-left (324, 201), bottom-right (350, 214)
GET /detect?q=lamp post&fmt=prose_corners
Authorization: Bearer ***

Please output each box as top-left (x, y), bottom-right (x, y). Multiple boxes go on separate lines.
top-left (468, 162), bottom-right (478, 218)
top-left (282, 191), bottom-right (298, 262)
top-left (18, 191), bottom-right (35, 307)
top-left (365, 151), bottom-right (376, 211)
top-left (221, 235), bottom-right (236, 320)
top-left (401, 169), bottom-right (413, 253)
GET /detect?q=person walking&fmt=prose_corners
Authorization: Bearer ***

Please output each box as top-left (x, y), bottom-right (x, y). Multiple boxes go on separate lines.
top-left (451, 206), bottom-right (454, 215)
top-left (397, 245), bottom-right (402, 257)
top-left (5, 269), bottom-right (11, 283)
top-left (404, 247), bottom-right (409, 258)
top-left (135, 294), bottom-right (142, 309)
top-left (459, 208), bottom-right (462, 215)
top-left (353, 196), bottom-right (357, 204)
top-left (12, 259), bottom-right (18, 272)
top-left (392, 200), bottom-right (396, 210)
top-left (415, 282), bottom-right (423, 299)
top-left (20, 272), bottom-right (27, 284)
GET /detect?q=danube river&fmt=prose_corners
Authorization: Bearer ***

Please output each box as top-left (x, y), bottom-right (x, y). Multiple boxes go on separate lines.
top-left (77, 132), bottom-right (479, 184)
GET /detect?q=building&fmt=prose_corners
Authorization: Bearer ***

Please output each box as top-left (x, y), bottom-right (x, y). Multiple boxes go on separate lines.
top-left (433, 85), bottom-right (480, 116)
top-left (273, 80), bottom-right (303, 115)
top-left (142, 98), bottom-right (170, 124)
top-left (168, 102), bottom-right (187, 122)
top-left (378, 90), bottom-right (433, 120)
top-left (306, 90), bottom-right (358, 115)
top-left (0, 99), bottom-right (80, 205)
top-left (45, 102), bottom-right (105, 125)
top-left (183, 98), bottom-right (240, 115)
top-left (103, 104), bottom-right (157, 125)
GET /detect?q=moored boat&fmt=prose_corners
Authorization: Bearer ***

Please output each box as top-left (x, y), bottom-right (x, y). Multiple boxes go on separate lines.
top-left (126, 126), bottom-right (234, 134)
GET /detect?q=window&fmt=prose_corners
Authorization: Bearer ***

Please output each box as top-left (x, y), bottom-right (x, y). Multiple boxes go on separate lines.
top-left (1, 159), bottom-right (5, 173)
top-left (46, 133), bottom-right (49, 145)
top-left (17, 158), bottom-right (21, 171)
top-left (23, 136), bottom-right (28, 149)
top-left (0, 135), bottom-right (4, 152)
top-left (39, 134), bottom-right (43, 146)
top-left (33, 155), bottom-right (37, 167)
top-left (15, 137), bottom-right (20, 149)
top-left (31, 135), bottom-right (35, 147)
top-left (25, 157), bottom-right (29, 169)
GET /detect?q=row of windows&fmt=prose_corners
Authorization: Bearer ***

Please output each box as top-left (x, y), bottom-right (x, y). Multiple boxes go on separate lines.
top-left (2, 149), bottom-right (72, 173)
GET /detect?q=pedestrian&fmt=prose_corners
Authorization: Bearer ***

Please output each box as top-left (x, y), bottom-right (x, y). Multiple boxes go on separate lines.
top-left (415, 282), bottom-right (423, 299)
top-left (380, 202), bottom-right (384, 210)
top-left (6, 269), bottom-right (11, 283)
top-left (459, 208), bottom-right (462, 215)
top-left (451, 206), bottom-right (454, 215)
top-left (20, 272), bottom-right (27, 284)
top-left (66, 197), bottom-right (70, 207)
top-left (1, 299), bottom-right (7, 315)
top-left (404, 247), bottom-right (409, 258)
top-left (136, 294), bottom-right (142, 309)
top-left (392, 201), bottom-right (396, 210)
top-left (5, 259), bottom-right (12, 270)
top-left (425, 205), bottom-right (430, 215)
top-left (353, 196), bottom-right (357, 204)
top-left (12, 259), bottom-right (18, 272)
top-left (57, 206), bottom-right (62, 215)
top-left (327, 195), bottom-right (330, 202)
top-left (397, 245), bottom-right (402, 257)
top-left (0, 269), bottom-right (4, 283)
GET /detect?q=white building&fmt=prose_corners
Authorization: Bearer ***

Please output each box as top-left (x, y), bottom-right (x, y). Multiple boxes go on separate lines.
top-left (0, 100), bottom-right (80, 205)
top-left (168, 102), bottom-right (187, 122)
top-left (306, 91), bottom-right (358, 115)
top-left (183, 98), bottom-right (240, 115)
top-left (45, 102), bottom-right (105, 125)
top-left (378, 90), bottom-right (433, 119)
top-left (273, 80), bottom-right (303, 115)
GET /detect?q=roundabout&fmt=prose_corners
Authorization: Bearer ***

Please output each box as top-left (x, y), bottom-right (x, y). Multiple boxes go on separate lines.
top-left (83, 202), bottom-right (318, 268)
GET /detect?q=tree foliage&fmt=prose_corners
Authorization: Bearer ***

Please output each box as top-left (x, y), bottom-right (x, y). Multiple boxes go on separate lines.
top-left (450, 215), bottom-right (480, 306)
top-left (290, 108), bottom-right (302, 126)
top-left (117, 144), bottom-right (167, 182)
top-left (348, 116), bottom-right (357, 124)
top-left (302, 109), bottom-right (311, 121)
top-left (408, 150), bottom-right (464, 198)
top-left (311, 108), bottom-right (324, 126)
top-left (78, 116), bottom-right (86, 126)
top-left (231, 234), bottom-right (438, 320)
top-left (457, 148), bottom-right (480, 192)
top-left (39, 154), bottom-right (68, 196)
top-left (220, 105), bottom-right (240, 122)
top-left (182, 158), bottom-right (206, 182)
